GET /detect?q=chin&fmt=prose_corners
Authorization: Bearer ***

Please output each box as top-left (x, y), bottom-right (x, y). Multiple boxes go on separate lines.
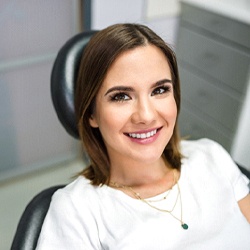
top-left (133, 151), bottom-right (164, 164)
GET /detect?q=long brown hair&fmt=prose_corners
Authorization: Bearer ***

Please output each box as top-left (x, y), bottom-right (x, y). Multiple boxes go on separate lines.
top-left (75, 23), bottom-right (182, 185)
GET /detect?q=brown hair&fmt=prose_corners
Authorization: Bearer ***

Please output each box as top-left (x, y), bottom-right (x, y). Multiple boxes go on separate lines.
top-left (75, 23), bottom-right (182, 185)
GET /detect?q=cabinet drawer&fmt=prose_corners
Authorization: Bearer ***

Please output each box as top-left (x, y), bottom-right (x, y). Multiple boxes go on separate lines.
top-left (179, 67), bottom-right (242, 132)
top-left (179, 105), bottom-right (232, 151)
top-left (181, 2), bottom-right (250, 49)
top-left (177, 27), bottom-right (250, 94)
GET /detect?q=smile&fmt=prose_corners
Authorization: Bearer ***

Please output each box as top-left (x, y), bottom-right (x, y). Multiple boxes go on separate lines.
top-left (127, 128), bottom-right (159, 139)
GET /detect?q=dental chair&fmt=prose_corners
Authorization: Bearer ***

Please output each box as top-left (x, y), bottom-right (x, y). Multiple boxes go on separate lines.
top-left (10, 30), bottom-right (250, 250)
top-left (11, 30), bottom-right (96, 250)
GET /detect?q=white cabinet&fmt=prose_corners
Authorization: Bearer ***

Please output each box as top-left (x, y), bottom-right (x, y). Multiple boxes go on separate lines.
top-left (176, 0), bottom-right (250, 167)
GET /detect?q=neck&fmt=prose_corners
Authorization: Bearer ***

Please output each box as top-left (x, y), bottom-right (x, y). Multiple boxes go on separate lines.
top-left (109, 156), bottom-right (177, 198)
top-left (110, 157), bottom-right (167, 184)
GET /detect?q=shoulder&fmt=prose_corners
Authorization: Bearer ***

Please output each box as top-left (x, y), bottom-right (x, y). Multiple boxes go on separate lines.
top-left (180, 138), bottom-right (235, 170)
top-left (180, 138), bottom-right (222, 156)
top-left (61, 175), bottom-right (97, 196)
top-left (180, 138), bottom-right (227, 167)
top-left (37, 176), bottom-right (102, 249)
top-left (51, 176), bottom-right (101, 213)
top-left (180, 138), bottom-right (249, 200)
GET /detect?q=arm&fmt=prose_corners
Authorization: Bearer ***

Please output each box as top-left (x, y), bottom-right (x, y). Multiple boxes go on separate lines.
top-left (238, 193), bottom-right (250, 223)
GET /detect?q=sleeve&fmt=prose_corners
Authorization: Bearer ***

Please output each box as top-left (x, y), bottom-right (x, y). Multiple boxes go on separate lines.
top-left (36, 189), bottom-right (101, 250)
top-left (210, 139), bottom-right (250, 201)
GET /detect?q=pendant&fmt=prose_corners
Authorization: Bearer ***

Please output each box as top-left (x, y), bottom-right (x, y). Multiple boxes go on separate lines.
top-left (181, 223), bottom-right (188, 230)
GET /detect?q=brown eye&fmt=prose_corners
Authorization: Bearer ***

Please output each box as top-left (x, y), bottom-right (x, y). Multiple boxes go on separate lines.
top-left (110, 92), bottom-right (130, 102)
top-left (151, 86), bottom-right (171, 96)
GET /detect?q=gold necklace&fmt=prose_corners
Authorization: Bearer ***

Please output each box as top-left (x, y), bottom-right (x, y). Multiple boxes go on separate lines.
top-left (110, 170), bottom-right (188, 230)
top-left (146, 170), bottom-right (175, 203)
top-left (112, 172), bottom-right (174, 203)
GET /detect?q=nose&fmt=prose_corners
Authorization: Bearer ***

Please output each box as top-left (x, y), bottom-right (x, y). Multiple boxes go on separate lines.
top-left (131, 97), bottom-right (157, 125)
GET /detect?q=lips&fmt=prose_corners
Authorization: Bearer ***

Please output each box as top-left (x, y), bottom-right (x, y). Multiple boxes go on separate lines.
top-left (125, 127), bottom-right (161, 139)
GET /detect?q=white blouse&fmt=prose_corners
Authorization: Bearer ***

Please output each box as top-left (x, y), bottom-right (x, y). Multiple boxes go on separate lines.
top-left (36, 138), bottom-right (250, 250)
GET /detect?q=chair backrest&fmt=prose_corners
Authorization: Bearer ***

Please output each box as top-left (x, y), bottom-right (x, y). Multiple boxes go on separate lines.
top-left (238, 165), bottom-right (250, 180)
top-left (11, 30), bottom-right (97, 250)
top-left (11, 185), bottom-right (64, 250)
top-left (51, 30), bottom-right (97, 139)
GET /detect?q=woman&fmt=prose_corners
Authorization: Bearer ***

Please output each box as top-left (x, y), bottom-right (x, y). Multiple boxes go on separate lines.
top-left (36, 23), bottom-right (250, 249)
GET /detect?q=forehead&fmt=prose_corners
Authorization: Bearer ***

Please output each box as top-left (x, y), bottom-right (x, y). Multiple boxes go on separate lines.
top-left (102, 45), bottom-right (171, 89)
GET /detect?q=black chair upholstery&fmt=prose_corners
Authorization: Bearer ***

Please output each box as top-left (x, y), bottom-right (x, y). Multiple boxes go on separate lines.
top-left (238, 165), bottom-right (250, 180)
top-left (11, 185), bottom-right (65, 250)
top-left (11, 31), bottom-right (97, 250)
top-left (51, 30), bottom-right (97, 139)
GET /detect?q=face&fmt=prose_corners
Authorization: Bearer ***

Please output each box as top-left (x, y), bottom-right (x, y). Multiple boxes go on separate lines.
top-left (89, 45), bottom-right (177, 169)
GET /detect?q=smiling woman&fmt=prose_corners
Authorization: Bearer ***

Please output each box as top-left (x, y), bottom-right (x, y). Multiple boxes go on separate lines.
top-left (88, 45), bottom-right (177, 180)
top-left (36, 23), bottom-right (250, 250)
top-left (75, 24), bottom-right (182, 186)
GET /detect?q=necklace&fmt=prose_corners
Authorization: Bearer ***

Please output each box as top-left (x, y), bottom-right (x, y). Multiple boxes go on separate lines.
top-left (146, 170), bottom-right (175, 203)
top-left (110, 170), bottom-right (188, 230)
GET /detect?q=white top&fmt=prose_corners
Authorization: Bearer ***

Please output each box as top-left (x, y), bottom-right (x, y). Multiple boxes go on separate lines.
top-left (36, 139), bottom-right (250, 250)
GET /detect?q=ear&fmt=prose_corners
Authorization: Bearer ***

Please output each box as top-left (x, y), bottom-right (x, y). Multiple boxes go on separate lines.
top-left (89, 114), bottom-right (99, 128)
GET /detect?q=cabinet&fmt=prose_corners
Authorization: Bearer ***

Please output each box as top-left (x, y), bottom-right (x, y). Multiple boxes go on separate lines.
top-left (176, 0), bottom-right (250, 155)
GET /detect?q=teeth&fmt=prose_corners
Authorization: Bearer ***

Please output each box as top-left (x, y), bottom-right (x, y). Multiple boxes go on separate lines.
top-left (129, 129), bottom-right (157, 139)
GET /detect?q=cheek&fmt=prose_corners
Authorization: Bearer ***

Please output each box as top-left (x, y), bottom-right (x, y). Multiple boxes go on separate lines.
top-left (97, 107), bottom-right (127, 134)
top-left (157, 97), bottom-right (177, 112)
top-left (162, 98), bottom-right (177, 121)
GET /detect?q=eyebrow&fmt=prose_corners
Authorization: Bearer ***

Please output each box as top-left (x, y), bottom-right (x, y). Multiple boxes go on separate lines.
top-left (104, 78), bottom-right (172, 96)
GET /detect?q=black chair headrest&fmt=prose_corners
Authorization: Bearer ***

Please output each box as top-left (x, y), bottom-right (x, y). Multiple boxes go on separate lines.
top-left (51, 31), bottom-right (97, 139)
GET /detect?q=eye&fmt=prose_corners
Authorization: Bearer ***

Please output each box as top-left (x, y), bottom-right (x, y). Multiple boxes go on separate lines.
top-left (151, 85), bottom-right (171, 96)
top-left (109, 92), bottom-right (131, 102)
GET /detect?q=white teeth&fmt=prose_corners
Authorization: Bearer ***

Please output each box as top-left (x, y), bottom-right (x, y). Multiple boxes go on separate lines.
top-left (128, 129), bottom-right (157, 139)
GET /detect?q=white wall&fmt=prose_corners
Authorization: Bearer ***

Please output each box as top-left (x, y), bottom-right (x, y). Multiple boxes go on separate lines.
top-left (91, 0), bottom-right (180, 46)
top-left (0, 0), bottom-right (79, 182)
top-left (0, 1), bottom-right (82, 249)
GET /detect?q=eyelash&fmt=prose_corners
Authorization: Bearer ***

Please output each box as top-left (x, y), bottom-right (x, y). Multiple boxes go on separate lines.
top-left (109, 85), bottom-right (172, 102)
top-left (109, 92), bottom-right (130, 102)
top-left (151, 85), bottom-right (171, 96)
